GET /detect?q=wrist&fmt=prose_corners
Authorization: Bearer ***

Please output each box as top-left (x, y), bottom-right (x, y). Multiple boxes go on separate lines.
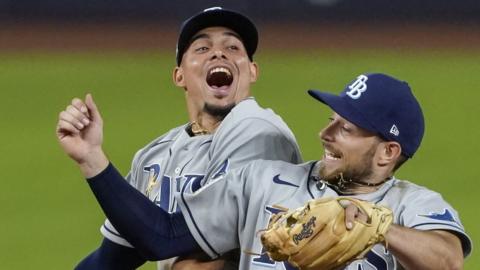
top-left (78, 148), bottom-right (110, 178)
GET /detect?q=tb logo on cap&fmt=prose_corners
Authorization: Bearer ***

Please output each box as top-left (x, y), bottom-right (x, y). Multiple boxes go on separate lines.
top-left (346, 75), bottom-right (368, 99)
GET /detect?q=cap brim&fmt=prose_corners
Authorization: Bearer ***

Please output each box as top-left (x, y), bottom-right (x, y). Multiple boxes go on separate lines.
top-left (177, 9), bottom-right (258, 65)
top-left (308, 89), bottom-right (377, 134)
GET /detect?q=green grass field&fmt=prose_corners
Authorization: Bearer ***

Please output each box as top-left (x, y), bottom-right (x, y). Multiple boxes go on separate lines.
top-left (0, 49), bottom-right (478, 269)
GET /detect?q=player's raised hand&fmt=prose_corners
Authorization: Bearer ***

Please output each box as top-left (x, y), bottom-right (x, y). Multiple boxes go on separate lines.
top-left (56, 93), bottom-right (109, 177)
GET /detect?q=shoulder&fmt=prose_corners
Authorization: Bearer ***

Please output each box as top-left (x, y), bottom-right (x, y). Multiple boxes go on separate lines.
top-left (240, 160), bottom-right (313, 185)
top-left (386, 178), bottom-right (463, 228)
top-left (227, 98), bottom-right (285, 125)
top-left (133, 124), bottom-right (188, 159)
top-left (151, 125), bottom-right (188, 144)
top-left (388, 178), bottom-right (444, 201)
top-left (387, 178), bottom-right (472, 257)
top-left (217, 98), bottom-right (297, 141)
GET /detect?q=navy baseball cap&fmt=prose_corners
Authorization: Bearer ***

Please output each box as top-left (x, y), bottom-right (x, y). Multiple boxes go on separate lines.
top-left (308, 73), bottom-right (425, 158)
top-left (176, 7), bottom-right (258, 66)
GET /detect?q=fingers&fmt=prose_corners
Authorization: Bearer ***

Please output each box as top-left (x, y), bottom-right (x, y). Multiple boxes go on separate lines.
top-left (72, 97), bottom-right (90, 118)
top-left (56, 118), bottom-right (81, 137)
top-left (85, 93), bottom-right (102, 123)
top-left (344, 204), bottom-right (358, 230)
top-left (56, 96), bottom-right (93, 134)
top-left (344, 203), bottom-right (368, 230)
top-left (58, 110), bottom-right (83, 130)
top-left (60, 104), bottom-right (90, 128)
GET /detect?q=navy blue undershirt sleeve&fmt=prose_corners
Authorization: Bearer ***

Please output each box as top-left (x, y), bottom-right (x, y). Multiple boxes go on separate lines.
top-left (86, 163), bottom-right (201, 260)
top-left (75, 238), bottom-right (146, 270)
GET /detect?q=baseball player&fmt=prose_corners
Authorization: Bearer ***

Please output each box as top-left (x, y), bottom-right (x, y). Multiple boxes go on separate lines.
top-left (56, 7), bottom-right (302, 269)
top-left (75, 73), bottom-right (471, 269)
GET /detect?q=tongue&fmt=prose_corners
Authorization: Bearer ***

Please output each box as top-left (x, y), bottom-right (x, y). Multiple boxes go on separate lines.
top-left (210, 85), bottom-right (230, 90)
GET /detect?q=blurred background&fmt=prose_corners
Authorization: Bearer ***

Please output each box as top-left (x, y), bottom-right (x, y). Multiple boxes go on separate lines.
top-left (0, 0), bottom-right (478, 269)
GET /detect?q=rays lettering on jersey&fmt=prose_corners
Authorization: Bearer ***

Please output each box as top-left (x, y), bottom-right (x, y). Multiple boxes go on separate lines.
top-left (143, 159), bottom-right (230, 213)
top-left (144, 165), bottom-right (204, 213)
top-left (251, 206), bottom-right (296, 269)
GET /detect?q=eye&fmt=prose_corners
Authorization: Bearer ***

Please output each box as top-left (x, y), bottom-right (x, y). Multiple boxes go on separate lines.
top-left (341, 125), bottom-right (352, 133)
top-left (227, 45), bottom-right (239, 51)
top-left (195, 46), bottom-right (209, 53)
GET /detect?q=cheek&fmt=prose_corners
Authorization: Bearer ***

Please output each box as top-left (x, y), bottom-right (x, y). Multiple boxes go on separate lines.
top-left (342, 144), bottom-right (369, 163)
top-left (181, 54), bottom-right (203, 73)
top-left (189, 58), bottom-right (201, 68)
top-left (183, 62), bottom-right (202, 75)
top-left (350, 146), bottom-right (376, 168)
top-left (235, 58), bottom-right (251, 78)
top-left (182, 65), bottom-right (204, 88)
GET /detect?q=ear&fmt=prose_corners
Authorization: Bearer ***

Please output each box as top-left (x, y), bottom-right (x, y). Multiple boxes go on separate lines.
top-left (377, 141), bottom-right (402, 167)
top-left (249, 61), bottom-right (259, 83)
top-left (173, 66), bottom-right (186, 88)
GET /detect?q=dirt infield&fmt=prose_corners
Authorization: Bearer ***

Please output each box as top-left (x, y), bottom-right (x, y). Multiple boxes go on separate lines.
top-left (1, 21), bottom-right (479, 52)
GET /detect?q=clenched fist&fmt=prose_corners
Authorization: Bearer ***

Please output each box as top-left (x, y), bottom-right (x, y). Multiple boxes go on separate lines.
top-left (56, 94), bottom-right (109, 178)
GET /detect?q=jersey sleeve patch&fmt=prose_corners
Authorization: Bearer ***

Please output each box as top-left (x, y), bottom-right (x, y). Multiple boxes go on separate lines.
top-left (417, 208), bottom-right (456, 222)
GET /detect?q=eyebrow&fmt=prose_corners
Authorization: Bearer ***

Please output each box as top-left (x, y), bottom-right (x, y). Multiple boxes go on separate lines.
top-left (189, 31), bottom-right (243, 45)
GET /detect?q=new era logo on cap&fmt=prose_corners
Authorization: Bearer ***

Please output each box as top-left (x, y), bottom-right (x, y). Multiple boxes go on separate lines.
top-left (390, 125), bottom-right (400, 136)
top-left (308, 73), bottom-right (425, 158)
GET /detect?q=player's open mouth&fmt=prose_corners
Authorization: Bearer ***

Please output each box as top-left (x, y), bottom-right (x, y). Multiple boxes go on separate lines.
top-left (206, 66), bottom-right (233, 91)
top-left (324, 149), bottom-right (342, 161)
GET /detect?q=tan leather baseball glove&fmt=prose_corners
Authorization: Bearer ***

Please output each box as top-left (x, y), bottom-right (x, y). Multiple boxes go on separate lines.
top-left (260, 197), bottom-right (393, 270)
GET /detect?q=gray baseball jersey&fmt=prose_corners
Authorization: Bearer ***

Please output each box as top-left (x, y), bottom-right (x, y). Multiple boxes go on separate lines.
top-left (178, 160), bottom-right (472, 270)
top-left (100, 97), bottom-right (302, 248)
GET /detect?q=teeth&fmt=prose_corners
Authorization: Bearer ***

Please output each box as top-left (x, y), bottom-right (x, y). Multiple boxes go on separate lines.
top-left (210, 67), bottom-right (231, 76)
top-left (325, 150), bottom-right (340, 160)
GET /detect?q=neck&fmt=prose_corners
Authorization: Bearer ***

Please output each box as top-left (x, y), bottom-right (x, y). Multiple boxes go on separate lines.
top-left (314, 162), bottom-right (392, 195)
top-left (190, 116), bottom-right (221, 135)
top-left (187, 102), bottom-right (235, 134)
top-left (328, 173), bottom-right (391, 195)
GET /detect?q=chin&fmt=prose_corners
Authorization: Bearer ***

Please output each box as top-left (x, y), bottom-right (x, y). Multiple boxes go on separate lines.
top-left (204, 102), bottom-right (235, 119)
top-left (318, 162), bottom-right (342, 182)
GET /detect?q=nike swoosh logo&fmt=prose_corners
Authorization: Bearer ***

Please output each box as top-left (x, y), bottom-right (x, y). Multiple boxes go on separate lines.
top-left (419, 209), bottom-right (456, 222)
top-left (273, 174), bottom-right (299, 187)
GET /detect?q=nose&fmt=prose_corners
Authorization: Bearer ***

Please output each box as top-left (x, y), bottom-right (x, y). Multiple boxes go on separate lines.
top-left (210, 49), bottom-right (227, 61)
top-left (319, 122), bottom-right (335, 142)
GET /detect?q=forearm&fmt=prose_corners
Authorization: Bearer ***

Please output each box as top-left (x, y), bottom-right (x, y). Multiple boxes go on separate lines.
top-left (75, 238), bottom-right (146, 270)
top-left (87, 163), bottom-right (201, 260)
top-left (386, 224), bottom-right (463, 270)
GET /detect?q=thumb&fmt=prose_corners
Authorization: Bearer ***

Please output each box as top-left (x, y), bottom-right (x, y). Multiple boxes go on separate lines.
top-left (85, 93), bottom-right (102, 122)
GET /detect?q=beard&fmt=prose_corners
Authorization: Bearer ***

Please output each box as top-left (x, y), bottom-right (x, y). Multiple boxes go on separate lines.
top-left (318, 145), bottom-right (376, 184)
top-left (204, 102), bottom-right (235, 121)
